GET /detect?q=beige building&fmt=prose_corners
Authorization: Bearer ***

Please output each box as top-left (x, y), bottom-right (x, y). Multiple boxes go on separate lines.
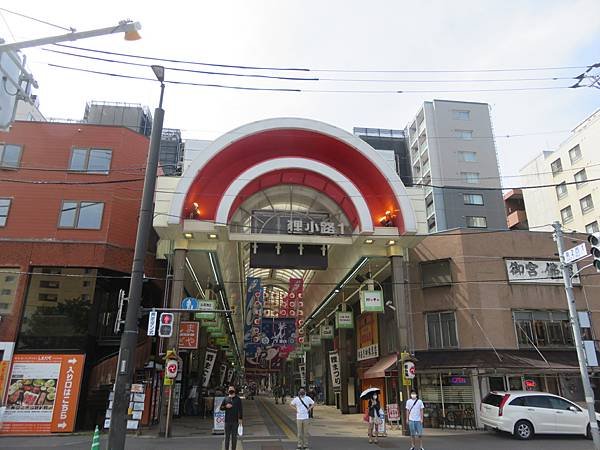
top-left (520, 109), bottom-right (600, 233)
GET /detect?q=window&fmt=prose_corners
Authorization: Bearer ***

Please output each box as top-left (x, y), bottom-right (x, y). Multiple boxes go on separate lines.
top-left (580, 194), bottom-right (594, 213)
top-left (461, 172), bottom-right (480, 184)
top-left (0, 268), bottom-right (18, 313)
top-left (459, 151), bottom-right (477, 162)
top-left (569, 145), bottom-right (582, 164)
top-left (452, 110), bottom-right (470, 120)
top-left (463, 194), bottom-right (484, 205)
top-left (0, 198), bottom-right (11, 227)
top-left (0, 144), bottom-right (22, 168)
top-left (549, 396), bottom-right (580, 411)
top-left (550, 158), bottom-right (563, 176)
top-left (514, 310), bottom-right (573, 348)
top-left (38, 293), bottom-right (58, 302)
top-left (58, 201), bottom-right (104, 229)
top-left (524, 395), bottom-right (553, 409)
top-left (454, 130), bottom-right (473, 140)
top-left (574, 169), bottom-right (587, 188)
top-left (555, 182), bottom-right (568, 200)
top-left (426, 311), bottom-right (458, 349)
top-left (586, 221), bottom-right (599, 234)
top-left (466, 216), bottom-right (487, 228)
top-left (421, 259), bottom-right (452, 288)
top-left (69, 148), bottom-right (112, 173)
top-left (560, 206), bottom-right (573, 224)
top-left (509, 397), bottom-right (526, 407)
top-left (39, 280), bottom-right (60, 288)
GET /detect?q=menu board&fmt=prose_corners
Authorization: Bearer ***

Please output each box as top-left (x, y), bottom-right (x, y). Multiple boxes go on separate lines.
top-left (1, 354), bottom-right (85, 435)
top-left (103, 383), bottom-right (146, 430)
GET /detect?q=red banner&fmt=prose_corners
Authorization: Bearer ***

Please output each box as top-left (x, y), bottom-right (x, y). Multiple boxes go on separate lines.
top-left (178, 321), bottom-right (200, 350)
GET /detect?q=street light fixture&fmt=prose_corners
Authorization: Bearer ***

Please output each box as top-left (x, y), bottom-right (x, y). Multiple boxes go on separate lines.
top-left (107, 66), bottom-right (166, 450)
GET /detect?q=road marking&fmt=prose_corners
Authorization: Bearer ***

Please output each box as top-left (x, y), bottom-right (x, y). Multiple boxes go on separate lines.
top-left (260, 398), bottom-right (296, 441)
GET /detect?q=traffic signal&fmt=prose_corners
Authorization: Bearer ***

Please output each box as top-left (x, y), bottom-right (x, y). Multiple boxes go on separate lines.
top-left (158, 312), bottom-right (174, 337)
top-left (588, 232), bottom-right (600, 272)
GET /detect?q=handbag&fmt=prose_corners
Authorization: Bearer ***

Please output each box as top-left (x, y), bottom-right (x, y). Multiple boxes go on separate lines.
top-left (237, 424), bottom-right (243, 436)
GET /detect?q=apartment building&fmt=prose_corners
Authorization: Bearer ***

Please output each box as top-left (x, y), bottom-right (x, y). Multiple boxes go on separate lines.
top-left (520, 109), bottom-right (600, 233)
top-left (406, 100), bottom-right (507, 233)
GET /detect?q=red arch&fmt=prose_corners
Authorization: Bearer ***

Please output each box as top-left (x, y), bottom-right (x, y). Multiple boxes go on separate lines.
top-left (183, 129), bottom-right (404, 232)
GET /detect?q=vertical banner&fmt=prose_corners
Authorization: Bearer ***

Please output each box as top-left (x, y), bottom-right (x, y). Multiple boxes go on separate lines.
top-left (288, 278), bottom-right (305, 347)
top-left (298, 363), bottom-right (306, 388)
top-left (328, 351), bottom-right (342, 392)
top-left (227, 367), bottom-right (235, 384)
top-left (1, 354), bottom-right (85, 435)
top-left (219, 363), bottom-right (228, 387)
top-left (213, 396), bottom-right (226, 434)
top-left (245, 278), bottom-right (263, 345)
top-left (201, 348), bottom-right (218, 389)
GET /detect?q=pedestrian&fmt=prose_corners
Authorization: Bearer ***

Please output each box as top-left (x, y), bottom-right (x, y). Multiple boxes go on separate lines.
top-left (307, 387), bottom-right (316, 418)
top-left (274, 384), bottom-right (280, 404)
top-left (367, 392), bottom-right (382, 444)
top-left (290, 388), bottom-right (314, 450)
top-left (220, 385), bottom-right (243, 450)
top-left (405, 390), bottom-right (425, 450)
top-left (281, 386), bottom-right (287, 404)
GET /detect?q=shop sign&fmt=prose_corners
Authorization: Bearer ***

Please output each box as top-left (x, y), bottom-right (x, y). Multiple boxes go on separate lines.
top-left (335, 311), bottom-right (354, 329)
top-left (357, 343), bottom-right (379, 361)
top-left (387, 403), bottom-right (400, 420)
top-left (524, 379), bottom-right (537, 391)
top-left (299, 363), bottom-right (306, 387)
top-left (309, 334), bottom-right (321, 346)
top-left (448, 375), bottom-right (469, 386)
top-left (301, 343), bottom-right (311, 352)
top-left (328, 351), bottom-right (342, 392)
top-left (250, 210), bottom-right (345, 236)
top-left (320, 324), bottom-right (334, 339)
top-left (201, 348), bottom-right (218, 388)
top-left (195, 299), bottom-right (217, 321)
top-left (360, 290), bottom-right (384, 313)
top-left (178, 321), bottom-right (200, 350)
top-left (505, 259), bottom-right (580, 285)
top-left (1, 354), bottom-right (85, 435)
top-left (213, 396), bottom-right (226, 433)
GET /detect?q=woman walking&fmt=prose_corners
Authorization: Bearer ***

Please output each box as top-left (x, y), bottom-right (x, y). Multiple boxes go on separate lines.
top-left (367, 392), bottom-right (382, 444)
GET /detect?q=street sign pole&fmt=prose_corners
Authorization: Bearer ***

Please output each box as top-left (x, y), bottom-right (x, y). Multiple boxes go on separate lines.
top-left (553, 221), bottom-right (600, 449)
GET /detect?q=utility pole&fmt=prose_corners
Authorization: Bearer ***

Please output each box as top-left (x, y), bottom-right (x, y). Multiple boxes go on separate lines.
top-left (553, 221), bottom-right (600, 449)
top-left (107, 66), bottom-right (165, 450)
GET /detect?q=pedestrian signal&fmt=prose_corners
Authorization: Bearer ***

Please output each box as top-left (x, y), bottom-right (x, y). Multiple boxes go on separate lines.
top-left (158, 313), bottom-right (174, 337)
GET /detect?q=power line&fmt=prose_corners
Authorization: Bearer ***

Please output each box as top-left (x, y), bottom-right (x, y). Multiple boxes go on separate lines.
top-left (0, 9), bottom-right (16, 41)
top-left (0, 7), bottom-right (72, 32)
top-left (52, 43), bottom-right (590, 74)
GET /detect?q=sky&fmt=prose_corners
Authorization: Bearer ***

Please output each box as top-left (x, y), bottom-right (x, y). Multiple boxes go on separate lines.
top-left (1, 0), bottom-right (599, 186)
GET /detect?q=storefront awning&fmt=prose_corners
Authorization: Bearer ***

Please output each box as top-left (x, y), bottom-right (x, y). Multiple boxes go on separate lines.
top-left (414, 349), bottom-right (588, 371)
top-left (363, 353), bottom-right (398, 379)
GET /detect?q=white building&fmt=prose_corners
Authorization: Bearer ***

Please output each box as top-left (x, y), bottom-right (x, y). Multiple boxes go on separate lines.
top-left (520, 109), bottom-right (600, 233)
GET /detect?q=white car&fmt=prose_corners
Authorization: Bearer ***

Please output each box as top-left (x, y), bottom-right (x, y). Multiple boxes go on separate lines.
top-left (480, 391), bottom-right (600, 440)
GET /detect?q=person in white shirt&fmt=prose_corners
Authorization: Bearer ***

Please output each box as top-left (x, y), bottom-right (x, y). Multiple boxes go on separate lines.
top-left (290, 388), bottom-right (314, 450)
top-left (405, 390), bottom-right (424, 450)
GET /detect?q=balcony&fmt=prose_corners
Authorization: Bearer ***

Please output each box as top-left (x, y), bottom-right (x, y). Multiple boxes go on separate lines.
top-left (507, 209), bottom-right (528, 229)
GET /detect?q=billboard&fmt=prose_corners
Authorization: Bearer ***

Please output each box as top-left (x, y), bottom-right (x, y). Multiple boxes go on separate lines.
top-left (1, 354), bottom-right (85, 434)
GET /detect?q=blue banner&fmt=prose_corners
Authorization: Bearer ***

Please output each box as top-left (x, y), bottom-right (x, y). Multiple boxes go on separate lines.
top-left (244, 277), bottom-right (263, 345)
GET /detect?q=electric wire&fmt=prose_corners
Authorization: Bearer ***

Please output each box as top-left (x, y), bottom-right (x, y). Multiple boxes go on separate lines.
top-left (0, 7), bottom-right (72, 32)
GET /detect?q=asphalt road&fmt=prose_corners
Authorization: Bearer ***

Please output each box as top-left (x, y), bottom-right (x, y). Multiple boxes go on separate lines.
top-left (0, 432), bottom-right (595, 450)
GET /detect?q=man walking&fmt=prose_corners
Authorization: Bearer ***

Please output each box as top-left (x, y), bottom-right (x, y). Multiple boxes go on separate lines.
top-left (405, 390), bottom-right (424, 450)
top-left (220, 385), bottom-right (243, 450)
top-left (291, 388), bottom-right (314, 450)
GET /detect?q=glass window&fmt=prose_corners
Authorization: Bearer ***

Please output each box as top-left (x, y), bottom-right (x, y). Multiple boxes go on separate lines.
top-left (452, 110), bottom-right (470, 120)
top-left (555, 182), bottom-right (568, 200)
top-left (560, 206), bottom-right (573, 224)
top-left (488, 377), bottom-right (505, 392)
top-left (466, 216), bottom-right (487, 228)
top-left (421, 259), bottom-right (452, 287)
top-left (549, 396), bottom-right (579, 411)
top-left (426, 311), bottom-right (458, 349)
top-left (0, 198), bottom-right (11, 227)
top-left (0, 268), bottom-right (19, 313)
top-left (459, 151), bottom-right (477, 162)
top-left (454, 130), bottom-right (473, 140)
top-left (0, 144), bottom-right (22, 168)
top-left (463, 194), bottom-right (484, 205)
top-left (58, 201), bottom-right (104, 229)
top-left (69, 148), bottom-right (112, 173)
top-left (574, 169), bottom-right (587, 188)
top-left (586, 221), bottom-right (599, 234)
top-left (524, 395), bottom-right (553, 409)
top-left (461, 172), bottom-right (480, 184)
top-left (580, 194), bottom-right (594, 213)
top-left (510, 397), bottom-right (526, 406)
top-left (551, 158), bottom-right (563, 175)
top-left (568, 145), bottom-right (582, 164)
top-left (514, 310), bottom-right (573, 348)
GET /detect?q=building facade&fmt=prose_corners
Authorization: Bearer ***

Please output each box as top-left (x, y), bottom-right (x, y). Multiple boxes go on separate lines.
top-left (521, 109), bottom-right (600, 233)
top-left (406, 100), bottom-right (507, 233)
top-left (0, 121), bottom-right (165, 432)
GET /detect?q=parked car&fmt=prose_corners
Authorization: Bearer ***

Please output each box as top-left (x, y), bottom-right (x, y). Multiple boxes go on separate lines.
top-left (480, 391), bottom-right (600, 440)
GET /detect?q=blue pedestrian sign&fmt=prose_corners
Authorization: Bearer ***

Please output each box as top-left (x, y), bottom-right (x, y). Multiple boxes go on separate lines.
top-left (181, 297), bottom-right (199, 310)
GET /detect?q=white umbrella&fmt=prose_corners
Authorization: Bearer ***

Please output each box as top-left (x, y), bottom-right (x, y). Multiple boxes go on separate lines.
top-left (359, 387), bottom-right (380, 399)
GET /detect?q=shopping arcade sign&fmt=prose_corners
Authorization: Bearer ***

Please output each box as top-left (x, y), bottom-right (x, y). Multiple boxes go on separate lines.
top-left (251, 210), bottom-right (346, 236)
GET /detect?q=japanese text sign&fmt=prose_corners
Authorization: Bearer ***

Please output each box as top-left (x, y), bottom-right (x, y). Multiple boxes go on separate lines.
top-left (505, 259), bottom-right (580, 285)
top-left (178, 321), bottom-right (200, 350)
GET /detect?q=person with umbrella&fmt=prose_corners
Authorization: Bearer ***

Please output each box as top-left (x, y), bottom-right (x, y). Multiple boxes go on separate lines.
top-left (360, 387), bottom-right (383, 444)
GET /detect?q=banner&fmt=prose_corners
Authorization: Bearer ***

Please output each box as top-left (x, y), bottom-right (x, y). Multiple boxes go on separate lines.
top-left (357, 313), bottom-right (379, 361)
top-left (178, 321), bottom-right (200, 350)
top-left (213, 396), bottom-right (225, 434)
top-left (219, 363), bottom-right (228, 387)
top-left (335, 311), bottom-right (353, 329)
top-left (298, 363), bottom-right (306, 388)
top-left (245, 345), bottom-right (285, 372)
top-left (328, 351), bottom-right (341, 392)
top-left (1, 354), bottom-right (85, 435)
top-left (201, 348), bottom-right (218, 388)
top-left (227, 367), bottom-right (235, 384)
top-left (320, 324), bottom-right (334, 339)
top-left (244, 278), bottom-right (263, 345)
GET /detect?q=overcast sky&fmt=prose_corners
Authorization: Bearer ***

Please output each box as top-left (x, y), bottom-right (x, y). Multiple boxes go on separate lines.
top-left (1, 0), bottom-right (599, 185)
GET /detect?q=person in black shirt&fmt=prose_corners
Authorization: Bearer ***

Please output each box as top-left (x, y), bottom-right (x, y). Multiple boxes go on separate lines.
top-left (220, 385), bottom-right (243, 450)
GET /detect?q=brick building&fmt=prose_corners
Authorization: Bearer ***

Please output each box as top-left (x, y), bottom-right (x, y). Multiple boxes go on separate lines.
top-left (0, 121), bottom-right (165, 430)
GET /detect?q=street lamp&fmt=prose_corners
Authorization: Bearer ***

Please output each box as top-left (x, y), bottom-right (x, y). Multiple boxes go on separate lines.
top-left (107, 66), bottom-right (166, 450)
